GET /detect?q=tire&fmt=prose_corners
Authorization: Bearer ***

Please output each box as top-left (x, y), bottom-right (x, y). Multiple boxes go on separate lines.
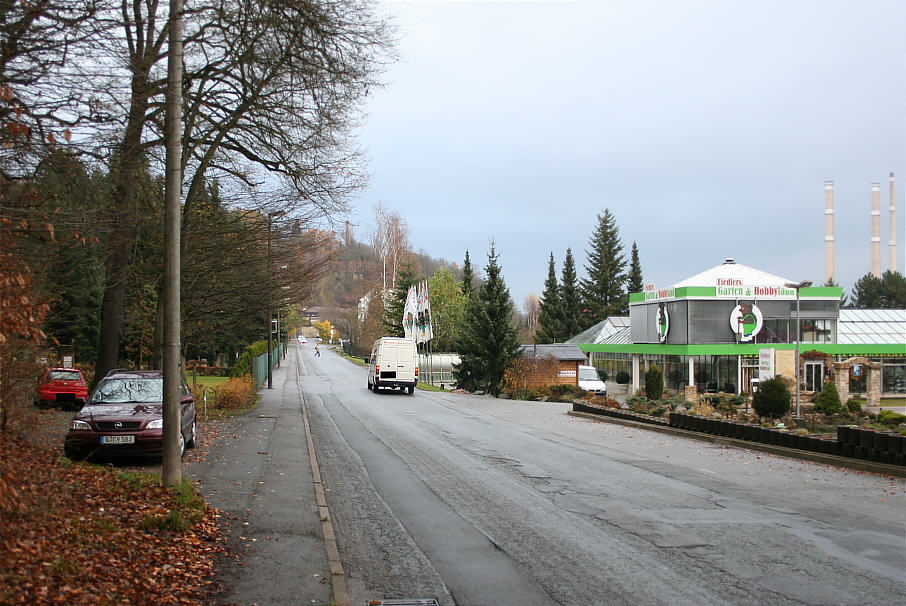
top-left (179, 431), bottom-right (186, 459)
top-left (64, 445), bottom-right (84, 461)
top-left (372, 382), bottom-right (379, 393)
top-left (186, 418), bottom-right (197, 449)
top-left (407, 385), bottom-right (415, 395)
top-left (367, 378), bottom-right (372, 390)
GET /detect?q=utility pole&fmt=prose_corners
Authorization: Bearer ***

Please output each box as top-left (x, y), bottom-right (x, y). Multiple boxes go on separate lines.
top-left (162, 0), bottom-right (184, 487)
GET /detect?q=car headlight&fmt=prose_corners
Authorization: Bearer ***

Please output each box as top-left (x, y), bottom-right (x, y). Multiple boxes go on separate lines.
top-left (146, 419), bottom-right (163, 429)
top-left (70, 420), bottom-right (91, 431)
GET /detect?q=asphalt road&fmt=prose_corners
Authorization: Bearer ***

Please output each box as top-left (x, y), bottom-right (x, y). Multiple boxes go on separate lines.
top-left (299, 345), bottom-right (905, 606)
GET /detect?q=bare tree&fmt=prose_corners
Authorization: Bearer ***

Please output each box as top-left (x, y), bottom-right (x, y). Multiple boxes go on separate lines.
top-left (523, 293), bottom-right (540, 331)
top-left (370, 202), bottom-right (410, 292)
top-left (92, 0), bottom-right (393, 378)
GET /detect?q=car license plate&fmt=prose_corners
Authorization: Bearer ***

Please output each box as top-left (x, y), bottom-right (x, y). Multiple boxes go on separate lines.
top-left (101, 435), bottom-right (135, 445)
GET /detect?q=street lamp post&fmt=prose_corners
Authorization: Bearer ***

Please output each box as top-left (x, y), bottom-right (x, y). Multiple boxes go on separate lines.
top-left (266, 210), bottom-right (285, 389)
top-left (784, 279), bottom-right (813, 417)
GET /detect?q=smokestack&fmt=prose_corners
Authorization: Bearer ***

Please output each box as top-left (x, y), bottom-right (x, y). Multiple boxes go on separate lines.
top-left (890, 173), bottom-right (897, 273)
top-left (824, 181), bottom-right (834, 283)
top-left (871, 183), bottom-right (881, 277)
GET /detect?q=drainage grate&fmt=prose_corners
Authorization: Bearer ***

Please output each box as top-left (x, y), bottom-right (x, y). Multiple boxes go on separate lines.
top-left (367, 600), bottom-right (440, 606)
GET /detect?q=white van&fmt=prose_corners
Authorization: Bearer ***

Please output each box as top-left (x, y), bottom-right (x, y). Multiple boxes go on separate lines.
top-left (367, 337), bottom-right (418, 394)
top-left (578, 365), bottom-right (607, 397)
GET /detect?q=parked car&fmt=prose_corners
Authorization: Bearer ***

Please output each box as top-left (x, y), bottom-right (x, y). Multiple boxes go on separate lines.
top-left (35, 367), bottom-right (89, 410)
top-left (63, 370), bottom-right (196, 461)
top-left (578, 365), bottom-right (607, 397)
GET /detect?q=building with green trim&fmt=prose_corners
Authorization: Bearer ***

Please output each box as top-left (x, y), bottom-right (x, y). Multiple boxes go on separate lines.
top-left (569, 258), bottom-right (905, 405)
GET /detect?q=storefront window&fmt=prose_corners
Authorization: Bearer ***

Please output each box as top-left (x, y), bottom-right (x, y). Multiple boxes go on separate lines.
top-left (800, 319), bottom-right (834, 344)
top-left (760, 319), bottom-right (789, 343)
top-left (882, 359), bottom-right (906, 395)
top-left (692, 355), bottom-right (738, 394)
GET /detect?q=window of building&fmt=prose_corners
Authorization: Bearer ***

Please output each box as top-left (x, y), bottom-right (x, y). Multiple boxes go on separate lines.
top-left (882, 358), bottom-right (906, 395)
top-left (800, 319), bottom-right (833, 344)
top-left (848, 364), bottom-right (867, 395)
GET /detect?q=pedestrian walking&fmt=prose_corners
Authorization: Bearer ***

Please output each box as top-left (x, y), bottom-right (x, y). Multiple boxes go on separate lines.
top-left (315, 344), bottom-right (320, 357)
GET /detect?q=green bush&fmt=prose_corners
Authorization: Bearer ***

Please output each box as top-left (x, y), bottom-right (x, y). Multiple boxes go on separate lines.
top-left (645, 363), bottom-right (663, 401)
top-left (231, 340), bottom-right (268, 378)
top-left (845, 398), bottom-right (863, 415)
top-left (616, 371), bottom-right (631, 384)
top-left (878, 410), bottom-right (906, 427)
top-left (813, 381), bottom-right (843, 415)
top-left (752, 377), bottom-right (791, 419)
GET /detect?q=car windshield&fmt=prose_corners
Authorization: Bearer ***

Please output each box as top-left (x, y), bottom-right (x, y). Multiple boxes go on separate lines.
top-left (48, 370), bottom-right (82, 381)
top-left (89, 378), bottom-right (163, 404)
top-left (578, 367), bottom-right (600, 381)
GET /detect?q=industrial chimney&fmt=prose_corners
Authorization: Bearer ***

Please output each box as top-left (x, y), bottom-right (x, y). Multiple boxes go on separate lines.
top-left (889, 173), bottom-right (897, 273)
top-left (871, 183), bottom-right (881, 277)
top-left (824, 181), bottom-right (834, 283)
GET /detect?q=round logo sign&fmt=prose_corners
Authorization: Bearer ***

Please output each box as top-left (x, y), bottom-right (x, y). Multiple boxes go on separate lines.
top-left (729, 303), bottom-right (763, 342)
top-left (656, 303), bottom-right (669, 343)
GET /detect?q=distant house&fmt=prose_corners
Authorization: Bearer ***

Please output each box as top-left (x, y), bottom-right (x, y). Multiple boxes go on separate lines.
top-left (515, 344), bottom-right (587, 391)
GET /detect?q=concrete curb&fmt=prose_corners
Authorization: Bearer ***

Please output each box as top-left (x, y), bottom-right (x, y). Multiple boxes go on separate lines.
top-left (568, 410), bottom-right (906, 478)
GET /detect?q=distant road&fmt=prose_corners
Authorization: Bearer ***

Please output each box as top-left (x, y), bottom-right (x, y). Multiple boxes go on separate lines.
top-left (298, 345), bottom-right (905, 606)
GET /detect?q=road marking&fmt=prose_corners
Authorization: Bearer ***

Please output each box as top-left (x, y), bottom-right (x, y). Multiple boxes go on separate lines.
top-left (297, 354), bottom-right (350, 606)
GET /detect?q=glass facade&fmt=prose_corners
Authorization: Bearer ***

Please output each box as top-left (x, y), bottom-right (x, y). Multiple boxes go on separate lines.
top-left (882, 358), bottom-right (906, 395)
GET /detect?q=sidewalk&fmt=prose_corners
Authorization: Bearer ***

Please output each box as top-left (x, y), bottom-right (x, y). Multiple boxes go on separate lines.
top-left (187, 347), bottom-right (333, 605)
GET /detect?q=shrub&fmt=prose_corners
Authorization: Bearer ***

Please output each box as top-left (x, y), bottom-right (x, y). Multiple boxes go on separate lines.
top-left (616, 371), bottom-right (631, 384)
top-left (214, 376), bottom-right (255, 409)
top-left (231, 340), bottom-right (268, 378)
top-left (752, 376), bottom-right (791, 419)
top-left (813, 381), bottom-right (842, 415)
top-left (878, 410), bottom-right (906, 427)
top-left (645, 363), bottom-right (663, 401)
top-left (845, 398), bottom-right (863, 415)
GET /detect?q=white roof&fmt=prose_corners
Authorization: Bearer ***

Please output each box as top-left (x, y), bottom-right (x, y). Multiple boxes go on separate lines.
top-left (566, 317), bottom-right (630, 345)
top-left (838, 309), bottom-right (906, 345)
top-left (671, 258), bottom-right (792, 289)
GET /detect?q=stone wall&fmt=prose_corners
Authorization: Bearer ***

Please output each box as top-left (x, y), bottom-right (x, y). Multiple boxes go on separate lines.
top-left (833, 357), bottom-right (881, 408)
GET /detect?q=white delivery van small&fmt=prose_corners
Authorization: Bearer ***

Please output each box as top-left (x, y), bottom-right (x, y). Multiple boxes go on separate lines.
top-left (367, 337), bottom-right (418, 394)
top-left (578, 365), bottom-right (607, 397)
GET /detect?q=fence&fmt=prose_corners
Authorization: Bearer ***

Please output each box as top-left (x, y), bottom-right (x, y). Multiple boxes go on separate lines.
top-left (251, 344), bottom-right (283, 389)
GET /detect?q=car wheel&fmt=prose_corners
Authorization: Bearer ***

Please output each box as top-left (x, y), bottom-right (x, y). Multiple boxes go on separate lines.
top-left (179, 431), bottom-right (186, 459)
top-left (372, 382), bottom-right (379, 393)
top-left (64, 445), bottom-right (84, 461)
top-left (186, 418), bottom-right (197, 449)
top-left (407, 385), bottom-right (415, 395)
top-left (367, 378), bottom-right (372, 389)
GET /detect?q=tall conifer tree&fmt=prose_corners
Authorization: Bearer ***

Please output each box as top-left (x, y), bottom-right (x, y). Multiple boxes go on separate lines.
top-left (627, 241), bottom-right (644, 296)
top-left (580, 209), bottom-right (627, 327)
top-left (454, 244), bottom-right (520, 395)
top-left (560, 248), bottom-right (582, 339)
top-left (534, 253), bottom-right (561, 344)
top-left (461, 250), bottom-right (474, 299)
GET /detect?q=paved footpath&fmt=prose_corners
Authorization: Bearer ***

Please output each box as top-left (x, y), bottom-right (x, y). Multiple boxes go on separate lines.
top-left (188, 346), bottom-right (333, 605)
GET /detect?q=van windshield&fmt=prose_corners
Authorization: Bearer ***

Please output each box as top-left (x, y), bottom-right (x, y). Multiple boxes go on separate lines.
top-left (578, 367), bottom-right (600, 381)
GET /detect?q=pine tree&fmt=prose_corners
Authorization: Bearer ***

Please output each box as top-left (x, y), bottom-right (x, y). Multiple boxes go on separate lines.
top-left (580, 209), bottom-right (627, 327)
top-left (879, 270), bottom-right (906, 308)
top-left (381, 264), bottom-right (419, 336)
top-left (461, 250), bottom-right (474, 299)
top-left (534, 253), bottom-right (561, 344)
top-left (850, 273), bottom-right (883, 308)
top-left (627, 241), bottom-right (644, 296)
top-left (454, 244), bottom-right (520, 395)
top-left (560, 248), bottom-right (582, 339)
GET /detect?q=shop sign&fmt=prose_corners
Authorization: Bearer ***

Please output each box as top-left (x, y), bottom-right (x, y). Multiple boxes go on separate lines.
top-left (851, 364), bottom-right (863, 379)
top-left (716, 279), bottom-right (797, 299)
top-left (729, 302), bottom-right (763, 342)
top-left (758, 348), bottom-right (775, 381)
top-left (644, 284), bottom-right (675, 301)
top-left (656, 302), bottom-right (669, 343)
top-left (558, 370), bottom-right (577, 378)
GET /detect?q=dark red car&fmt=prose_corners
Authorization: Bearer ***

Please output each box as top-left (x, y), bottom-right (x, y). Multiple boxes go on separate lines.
top-left (35, 367), bottom-right (89, 410)
top-left (63, 370), bottom-right (197, 461)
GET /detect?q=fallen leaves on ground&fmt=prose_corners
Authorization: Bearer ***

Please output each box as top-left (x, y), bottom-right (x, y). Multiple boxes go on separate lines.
top-left (0, 435), bottom-right (225, 604)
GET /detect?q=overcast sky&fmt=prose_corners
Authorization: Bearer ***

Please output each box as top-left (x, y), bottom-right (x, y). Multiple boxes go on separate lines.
top-left (348, 0), bottom-right (906, 309)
